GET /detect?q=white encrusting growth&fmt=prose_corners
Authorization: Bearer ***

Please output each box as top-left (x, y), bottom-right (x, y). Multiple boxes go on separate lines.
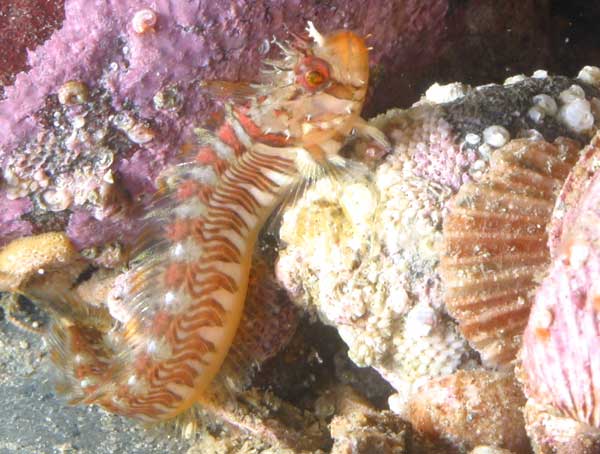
top-left (464, 133), bottom-right (481, 145)
top-left (424, 82), bottom-right (469, 104)
top-left (503, 74), bottom-right (527, 85)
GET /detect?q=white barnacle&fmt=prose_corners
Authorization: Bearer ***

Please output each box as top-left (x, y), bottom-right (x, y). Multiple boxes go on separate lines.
top-left (73, 354), bottom-right (86, 365)
top-left (127, 373), bottom-right (149, 396)
top-left (424, 82), bottom-right (469, 104)
top-left (568, 241), bottom-right (589, 269)
top-left (258, 38), bottom-right (271, 55)
top-left (58, 80), bottom-right (89, 105)
top-left (132, 8), bottom-right (157, 34)
top-left (464, 133), bottom-right (481, 145)
top-left (532, 94), bottom-right (558, 116)
top-left (404, 302), bottom-right (438, 339)
top-left (126, 123), bottom-right (156, 144)
top-left (559, 85), bottom-right (586, 104)
top-left (162, 289), bottom-right (189, 313)
top-left (577, 66), bottom-right (600, 88)
top-left (171, 243), bottom-right (185, 259)
top-left (503, 74), bottom-right (527, 85)
top-left (42, 188), bottom-right (73, 211)
top-left (80, 378), bottom-right (96, 389)
top-left (558, 98), bottom-right (594, 133)
top-left (535, 308), bottom-right (554, 331)
top-left (528, 106), bottom-right (545, 123)
top-left (173, 198), bottom-right (207, 219)
top-left (482, 125), bottom-right (510, 148)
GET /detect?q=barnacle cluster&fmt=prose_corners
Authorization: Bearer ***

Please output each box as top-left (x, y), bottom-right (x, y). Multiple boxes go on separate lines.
top-left (2, 82), bottom-right (154, 222)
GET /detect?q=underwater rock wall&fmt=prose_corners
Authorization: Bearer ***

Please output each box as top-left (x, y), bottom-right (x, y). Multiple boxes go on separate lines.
top-left (0, 0), bottom-right (556, 249)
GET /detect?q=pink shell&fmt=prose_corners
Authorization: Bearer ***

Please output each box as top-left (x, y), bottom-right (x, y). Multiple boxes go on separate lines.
top-left (548, 134), bottom-right (600, 255)
top-left (521, 138), bottom-right (600, 428)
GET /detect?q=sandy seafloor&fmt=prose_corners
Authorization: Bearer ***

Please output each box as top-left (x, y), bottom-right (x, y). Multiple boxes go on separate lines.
top-left (0, 320), bottom-right (191, 454)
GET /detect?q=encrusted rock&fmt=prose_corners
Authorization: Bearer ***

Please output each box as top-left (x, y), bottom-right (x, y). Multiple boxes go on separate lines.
top-left (407, 370), bottom-right (530, 454)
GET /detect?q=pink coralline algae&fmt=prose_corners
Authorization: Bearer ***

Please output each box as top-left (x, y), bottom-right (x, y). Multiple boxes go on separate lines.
top-left (0, 0), bottom-right (457, 249)
top-left (521, 134), bottom-right (600, 433)
top-left (0, 0), bottom-right (565, 250)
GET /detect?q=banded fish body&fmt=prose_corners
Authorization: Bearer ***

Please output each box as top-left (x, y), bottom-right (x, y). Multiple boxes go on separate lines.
top-left (47, 23), bottom-right (387, 422)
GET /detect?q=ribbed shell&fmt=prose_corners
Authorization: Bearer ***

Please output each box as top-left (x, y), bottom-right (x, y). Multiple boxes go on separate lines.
top-left (440, 138), bottom-right (580, 366)
top-left (521, 137), bottom-right (600, 428)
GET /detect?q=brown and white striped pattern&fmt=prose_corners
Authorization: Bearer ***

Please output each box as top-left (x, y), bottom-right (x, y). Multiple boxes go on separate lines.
top-left (52, 143), bottom-right (300, 421)
top-left (440, 138), bottom-right (580, 367)
top-left (48, 25), bottom-right (379, 422)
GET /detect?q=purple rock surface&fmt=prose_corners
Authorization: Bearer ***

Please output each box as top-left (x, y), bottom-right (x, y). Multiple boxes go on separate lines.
top-left (0, 0), bottom-right (455, 248)
top-left (0, 0), bottom-right (570, 250)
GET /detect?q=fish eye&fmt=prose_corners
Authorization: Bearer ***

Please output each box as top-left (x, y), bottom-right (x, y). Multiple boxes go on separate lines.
top-left (305, 69), bottom-right (326, 87)
top-left (295, 57), bottom-right (331, 91)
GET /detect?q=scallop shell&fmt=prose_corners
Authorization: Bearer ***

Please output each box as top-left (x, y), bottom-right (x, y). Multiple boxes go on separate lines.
top-left (440, 138), bottom-right (581, 366)
top-left (523, 400), bottom-right (600, 454)
top-left (521, 149), bottom-right (600, 428)
top-left (548, 133), bottom-right (600, 254)
top-left (407, 370), bottom-right (529, 453)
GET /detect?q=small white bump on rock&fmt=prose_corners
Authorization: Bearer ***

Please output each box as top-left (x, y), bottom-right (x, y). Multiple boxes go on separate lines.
top-left (568, 241), bottom-right (589, 269)
top-left (519, 129), bottom-right (545, 141)
top-left (503, 74), bottom-right (527, 85)
top-left (146, 337), bottom-right (172, 360)
top-left (388, 391), bottom-right (410, 417)
top-left (536, 308), bottom-right (554, 331)
top-left (424, 82), bottom-right (469, 104)
top-left (71, 115), bottom-right (86, 129)
top-left (126, 124), bottom-right (155, 144)
top-left (559, 84), bottom-right (586, 104)
top-left (404, 302), bottom-right (437, 339)
top-left (532, 94), bottom-right (558, 116)
top-left (132, 8), bottom-right (157, 34)
top-left (483, 125), bottom-right (510, 148)
top-left (558, 98), bottom-right (594, 133)
top-left (41, 187), bottom-right (74, 212)
top-left (340, 183), bottom-right (377, 227)
top-left (532, 69), bottom-right (548, 79)
top-left (464, 133), bottom-right (481, 145)
top-left (577, 66), bottom-right (600, 88)
top-left (477, 143), bottom-right (493, 159)
top-left (528, 106), bottom-right (545, 123)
